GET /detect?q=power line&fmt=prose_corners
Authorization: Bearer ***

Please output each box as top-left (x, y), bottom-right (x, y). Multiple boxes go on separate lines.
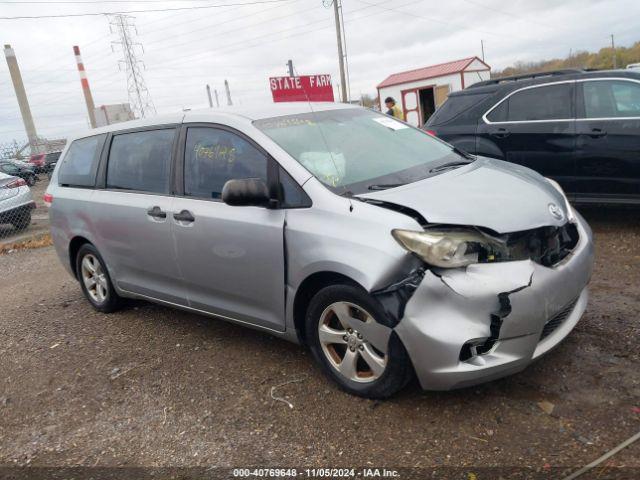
top-left (0, 0), bottom-right (294, 19)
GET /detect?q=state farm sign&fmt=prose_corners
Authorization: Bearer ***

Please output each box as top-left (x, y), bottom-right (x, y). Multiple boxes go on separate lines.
top-left (269, 74), bottom-right (334, 102)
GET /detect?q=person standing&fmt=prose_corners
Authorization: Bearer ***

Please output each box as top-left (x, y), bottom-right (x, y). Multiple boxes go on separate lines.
top-left (384, 97), bottom-right (403, 119)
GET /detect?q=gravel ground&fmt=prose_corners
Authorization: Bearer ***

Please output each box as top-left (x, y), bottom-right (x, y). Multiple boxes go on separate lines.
top-left (0, 206), bottom-right (638, 476)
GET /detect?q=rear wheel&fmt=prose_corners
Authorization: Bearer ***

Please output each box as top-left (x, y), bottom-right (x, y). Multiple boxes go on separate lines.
top-left (25, 174), bottom-right (36, 186)
top-left (11, 211), bottom-right (31, 231)
top-left (305, 284), bottom-right (413, 398)
top-left (76, 244), bottom-right (124, 313)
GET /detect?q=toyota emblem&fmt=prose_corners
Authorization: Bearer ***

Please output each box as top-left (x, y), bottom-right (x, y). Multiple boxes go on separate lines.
top-left (548, 203), bottom-right (564, 221)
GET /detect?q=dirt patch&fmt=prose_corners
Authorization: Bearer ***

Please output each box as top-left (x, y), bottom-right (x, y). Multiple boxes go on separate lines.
top-left (0, 207), bottom-right (638, 473)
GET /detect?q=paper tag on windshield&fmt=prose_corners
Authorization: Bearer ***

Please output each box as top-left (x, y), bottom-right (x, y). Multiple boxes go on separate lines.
top-left (372, 117), bottom-right (409, 130)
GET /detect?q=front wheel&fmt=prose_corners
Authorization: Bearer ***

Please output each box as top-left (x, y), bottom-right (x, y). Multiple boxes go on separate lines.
top-left (76, 244), bottom-right (124, 313)
top-left (305, 284), bottom-right (413, 398)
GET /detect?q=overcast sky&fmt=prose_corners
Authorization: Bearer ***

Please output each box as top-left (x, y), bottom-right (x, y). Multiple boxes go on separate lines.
top-left (1, 0), bottom-right (639, 146)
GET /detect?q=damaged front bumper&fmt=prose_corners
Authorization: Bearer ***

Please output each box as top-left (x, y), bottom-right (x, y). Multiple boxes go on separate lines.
top-left (394, 211), bottom-right (594, 391)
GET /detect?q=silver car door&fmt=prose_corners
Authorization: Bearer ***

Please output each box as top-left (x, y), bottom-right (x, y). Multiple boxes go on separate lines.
top-left (91, 127), bottom-right (188, 305)
top-left (171, 124), bottom-right (286, 332)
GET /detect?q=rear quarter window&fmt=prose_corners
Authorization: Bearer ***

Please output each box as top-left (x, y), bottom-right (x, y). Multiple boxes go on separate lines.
top-left (428, 93), bottom-right (489, 126)
top-left (58, 134), bottom-right (106, 187)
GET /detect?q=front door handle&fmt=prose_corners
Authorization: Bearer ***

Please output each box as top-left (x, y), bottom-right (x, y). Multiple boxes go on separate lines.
top-left (588, 127), bottom-right (607, 138)
top-left (147, 206), bottom-right (166, 219)
top-left (173, 209), bottom-right (195, 223)
top-left (490, 127), bottom-right (510, 139)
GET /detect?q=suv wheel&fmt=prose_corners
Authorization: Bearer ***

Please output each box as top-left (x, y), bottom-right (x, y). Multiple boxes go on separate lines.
top-left (76, 244), bottom-right (124, 313)
top-left (305, 284), bottom-right (413, 398)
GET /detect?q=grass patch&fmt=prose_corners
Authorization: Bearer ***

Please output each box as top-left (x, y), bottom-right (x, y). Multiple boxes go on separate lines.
top-left (0, 233), bottom-right (53, 255)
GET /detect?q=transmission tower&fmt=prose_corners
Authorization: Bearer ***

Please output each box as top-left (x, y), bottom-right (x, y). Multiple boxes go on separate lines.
top-left (109, 14), bottom-right (156, 119)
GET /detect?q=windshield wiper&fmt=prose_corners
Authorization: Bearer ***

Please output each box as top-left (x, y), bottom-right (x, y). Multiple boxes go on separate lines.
top-left (429, 159), bottom-right (474, 173)
top-left (367, 183), bottom-right (406, 191)
top-left (452, 146), bottom-right (476, 160)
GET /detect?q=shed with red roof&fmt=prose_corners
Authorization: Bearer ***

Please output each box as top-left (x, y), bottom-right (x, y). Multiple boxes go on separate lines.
top-left (377, 56), bottom-right (490, 127)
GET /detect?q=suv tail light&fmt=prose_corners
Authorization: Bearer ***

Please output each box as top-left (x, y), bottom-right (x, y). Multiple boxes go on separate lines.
top-left (44, 192), bottom-right (53, 207)
top-left (425, 129), bottom-right (437, 137)
top-left (4, 178), bottom-right (26, 189)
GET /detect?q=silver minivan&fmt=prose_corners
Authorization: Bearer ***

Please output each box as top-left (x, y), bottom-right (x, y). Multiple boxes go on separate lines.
top-left (47, 103), bottom-right (594, 398)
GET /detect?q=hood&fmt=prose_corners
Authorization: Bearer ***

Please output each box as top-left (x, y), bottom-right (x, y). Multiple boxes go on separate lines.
top-left (358, 157), bottom-right (568, 233)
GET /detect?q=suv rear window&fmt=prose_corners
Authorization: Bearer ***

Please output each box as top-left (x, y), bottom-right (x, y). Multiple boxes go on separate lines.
top-left (428, 93), bottom-right (489, 126)
top-left (487, 83), bottom-right (573, 122)
top-left (106, 129), bottom-right (175, 194)
top-left (58, 134), bottom-right (106, 187)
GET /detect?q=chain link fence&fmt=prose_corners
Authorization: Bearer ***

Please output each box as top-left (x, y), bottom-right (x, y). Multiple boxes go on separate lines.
top-left (0, 138), bottom-right (65, 242)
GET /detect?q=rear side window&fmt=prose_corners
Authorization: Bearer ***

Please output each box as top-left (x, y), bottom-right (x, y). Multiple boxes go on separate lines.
top-left (58, 134), bottom-right (105, 187)
top-left (184, 127), bottom-right (268, 200)
top-left (428, 93), bottom-right (488, 125)
top-left (487, 83), bottom-right (573, 122)
top-left (582, 80), bottom-right (640, 118)
top-left (106, 129), bottom-right (175, 194)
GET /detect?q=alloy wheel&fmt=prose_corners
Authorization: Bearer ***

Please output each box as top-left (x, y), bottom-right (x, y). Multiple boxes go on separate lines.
top-left (80, 254), bottom-right (108, 304)
top-left (318, 301), bottom-right (387, 383)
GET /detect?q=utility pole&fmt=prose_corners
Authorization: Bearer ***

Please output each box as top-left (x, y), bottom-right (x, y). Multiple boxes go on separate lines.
top-left (214, 89), bottom-right (220, 107)
top-left (287, 59), bottom-right (294, 77)
top-left (224, 79), bottom-right (233, 106)
top-left (206, 84), bottom-right (213, 108)
top-left (109, 14), bottom-right (156, 119)
top-left (332, 0), bottom-right (347, 103)
top-left (73, 46), bottom-right (97, 128)
top-left (611, 34), bottom-right (617, 69)
top-left (3, 44), bottom-right (39, 153)
top-left (480, 40), bottom-right (485, 62)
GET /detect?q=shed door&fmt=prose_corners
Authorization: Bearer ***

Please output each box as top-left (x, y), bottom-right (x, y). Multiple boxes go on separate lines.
top-left (435, 85), bottom-right (451, 108)
top-left (401, 88), bottom-right (420, 126)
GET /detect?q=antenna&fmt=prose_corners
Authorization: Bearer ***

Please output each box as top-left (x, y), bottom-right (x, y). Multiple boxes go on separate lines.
top-left (109, 14), bottom-right (156, 119)
top-left (292, 65), bottom-right (351, 201)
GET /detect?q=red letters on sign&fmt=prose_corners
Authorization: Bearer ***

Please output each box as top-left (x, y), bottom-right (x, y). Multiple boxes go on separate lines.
top-left (269, 75), bottom-right (335, 102)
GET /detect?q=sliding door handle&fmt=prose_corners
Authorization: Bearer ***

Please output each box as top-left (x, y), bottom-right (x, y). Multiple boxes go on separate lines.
top-left (173, 210), bottom-right (195, 223)
top-left (147, 206), bottom-right (166, 219)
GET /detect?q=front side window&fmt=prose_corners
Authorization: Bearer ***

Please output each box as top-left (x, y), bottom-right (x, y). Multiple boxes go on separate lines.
top-left (254, 109), bottom-right (462, 195)
top-left (106, 129), bottom-right (175, 194)
top-left (184, 127), bottom-right (268, 200)
top-left (58, 134), bottom-right (105, 187)
top-left (505, 83), bottom-right (573, 121)
top-left (582, 80), bottom-right (640, 118)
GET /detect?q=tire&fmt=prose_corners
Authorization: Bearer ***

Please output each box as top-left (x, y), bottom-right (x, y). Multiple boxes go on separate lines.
top-left (11, 211), bottom-right (31, 231)
top-left (26, 174), bottom-right (36, 187)
top-left (305, 284), bottom-right (413, 399)
top-left (75, 243), bottom-right (124, 313)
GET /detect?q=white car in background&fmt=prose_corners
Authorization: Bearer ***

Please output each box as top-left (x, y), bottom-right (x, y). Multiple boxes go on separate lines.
top-left (0, 172), bottom-right (35, 232)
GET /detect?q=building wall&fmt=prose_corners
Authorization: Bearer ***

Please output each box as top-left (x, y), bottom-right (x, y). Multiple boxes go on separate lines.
top-left (378, 72), bottom-right (463, 111)
top-left (377, 67), bottom-right (490, 125)
top-left (463, 69), bottom-right (490, 88)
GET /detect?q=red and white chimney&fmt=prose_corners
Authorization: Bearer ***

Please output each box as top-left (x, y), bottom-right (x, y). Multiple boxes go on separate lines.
top-left (73, 45), bottom-right (97, 128)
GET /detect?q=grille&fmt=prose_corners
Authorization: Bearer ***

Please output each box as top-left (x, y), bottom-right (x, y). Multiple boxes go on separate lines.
top-left (540, 298), bottom-right (578, 341)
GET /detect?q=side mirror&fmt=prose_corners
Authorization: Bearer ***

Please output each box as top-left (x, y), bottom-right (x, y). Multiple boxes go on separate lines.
top-left (222, 178), bottom-right (272, 208)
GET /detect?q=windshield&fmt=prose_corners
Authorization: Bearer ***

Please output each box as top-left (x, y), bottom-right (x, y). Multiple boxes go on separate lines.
top-left (253, 108), bottom-right (467, 195)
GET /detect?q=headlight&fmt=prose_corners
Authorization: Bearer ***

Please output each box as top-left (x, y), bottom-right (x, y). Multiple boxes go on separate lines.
top-left (391, 228), bottom-right (504, 268)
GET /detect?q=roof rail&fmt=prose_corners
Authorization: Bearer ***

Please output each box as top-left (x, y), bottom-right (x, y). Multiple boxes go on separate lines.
top-left (468, 69), bottom-right (584, 88)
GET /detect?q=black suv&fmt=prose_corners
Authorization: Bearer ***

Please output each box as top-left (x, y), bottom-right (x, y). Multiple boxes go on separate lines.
top-left (425, 69), bottom-right (640, 205)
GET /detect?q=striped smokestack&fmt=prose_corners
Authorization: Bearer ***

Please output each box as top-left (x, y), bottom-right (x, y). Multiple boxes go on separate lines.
top-left (73, 45), bottom-right (97, 128)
